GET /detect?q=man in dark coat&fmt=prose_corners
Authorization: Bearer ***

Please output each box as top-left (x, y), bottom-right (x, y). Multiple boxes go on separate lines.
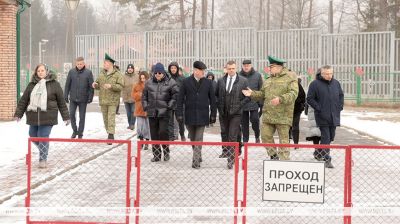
top-left (307, 65), bottom-right (344, 168)
top-left (177, 61), bottom-right (217, 169)
top-left (239, 59), bottom-right (263, 143)
top-left (216, 60), bottom-right (250, 169)
top-left (168, 62), bottom-right (186, 141)
top-left (142, 62), bottom-right (179, 162)
top-left (64, 57), bottom-right (94, 139)
top-left (290, 78), bottom-right (306, 147)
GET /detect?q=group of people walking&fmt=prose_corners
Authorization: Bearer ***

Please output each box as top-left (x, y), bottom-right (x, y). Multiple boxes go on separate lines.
top-left (14, 53), bottom-right (343, 170)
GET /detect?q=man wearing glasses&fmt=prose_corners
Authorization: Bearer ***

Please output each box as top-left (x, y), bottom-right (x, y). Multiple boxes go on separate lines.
top-left (242, 56), bottom-right (298, 161)
top-left (142, 63), bottom-right (179, 162)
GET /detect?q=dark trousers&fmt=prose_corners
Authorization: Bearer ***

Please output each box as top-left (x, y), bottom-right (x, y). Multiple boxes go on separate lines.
top-left (290, 111), bottom-right (302, 144)
top-left (186, 125), bottom-right (205, 162)
top-left (241, 109), bottom-right (260, 142)
top-left (314, 126), bottom-right (336, 160)
top-left (221, 114), bottom-right (241, 164)
top-left (169, 110), bottom-right (185, 140)
top-left (69, 101), bottom-right (88, 135)
top-left (149, 116), bottom-right (170, 159)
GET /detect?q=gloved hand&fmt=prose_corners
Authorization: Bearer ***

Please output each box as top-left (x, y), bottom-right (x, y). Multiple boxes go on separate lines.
top-left (177, 116), bottom-right (183, 123)
top-left (87, 99), bottom-right (93, 104)
top-left (64, 120), bottom-right (71, 126)
top-left (64, 97), bottom-right (69, 103)
top-left (209, 116), bottom-right (216, 124)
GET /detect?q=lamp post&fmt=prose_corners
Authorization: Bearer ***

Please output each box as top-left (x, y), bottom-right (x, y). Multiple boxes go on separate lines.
top-left (38, 39), bottom-right (48, 64)
top-left (65, 0), bottom-right (80, 63)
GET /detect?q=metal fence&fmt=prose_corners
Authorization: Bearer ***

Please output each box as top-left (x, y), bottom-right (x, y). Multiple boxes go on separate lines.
top-left (242, 143), bottom-right (348, 224)
top-left (75, 28), bottom-right (400, 103)
top-left (135, 140), bottom-right (240, 224)
top-left (24, 139), bottom-right (400, 224)
top-left (26, 137), bottom-right (133, 224)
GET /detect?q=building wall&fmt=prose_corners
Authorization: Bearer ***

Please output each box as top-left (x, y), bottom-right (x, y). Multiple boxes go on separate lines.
top-left (0, 2), bottom-right (17, 121)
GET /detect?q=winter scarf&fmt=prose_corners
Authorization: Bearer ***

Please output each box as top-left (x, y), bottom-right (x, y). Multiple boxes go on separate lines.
top-left (27, 78), bottom-right (48, 112)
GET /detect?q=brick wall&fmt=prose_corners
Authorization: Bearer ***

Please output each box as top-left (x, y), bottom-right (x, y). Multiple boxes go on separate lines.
top-left (0, 3), bottom-right (17, 121)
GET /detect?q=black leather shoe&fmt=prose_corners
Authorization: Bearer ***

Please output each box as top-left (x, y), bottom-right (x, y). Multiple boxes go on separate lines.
top-left (78, 135), bottom-right (83, 139)
top-left (192, 161), bottom-right (200, 169)
top-left (151, 157), bottom-right (161, 162)
top-left (270, 154), bottom-right (279, 160)
top-left (71, 132), bottom-right (77, 138)
top-left (107, 134), bottom-right (114, 145)
top-left (164, 153), bottom-right (170, 161)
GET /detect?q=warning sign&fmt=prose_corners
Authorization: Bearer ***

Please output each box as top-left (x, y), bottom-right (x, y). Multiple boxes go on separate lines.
top-left (263, 160), bottom-right (325, 203)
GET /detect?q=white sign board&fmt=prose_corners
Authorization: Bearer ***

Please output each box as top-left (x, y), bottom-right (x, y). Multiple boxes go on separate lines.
top-left (263, 160), bottom-right (325, 203)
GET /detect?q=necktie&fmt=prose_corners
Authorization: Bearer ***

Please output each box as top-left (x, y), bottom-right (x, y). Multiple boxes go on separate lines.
top-left (227, 77), bottom-right (233, 93)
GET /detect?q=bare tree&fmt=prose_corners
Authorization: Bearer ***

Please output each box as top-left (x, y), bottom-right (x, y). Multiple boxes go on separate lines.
top-left (307, 0), bottom-right (313, 28)
top-left (179, 0), bottom-right (186, 29)
top-left (192, 0), bottom-right (197, 28)
top-left (280, 0), bottom-right (286, 29)
top-left (265, 0), bottom-right (270, 30)
top-left (258, 0), bottom-right (263, 30)
top-left (201, 0), bottom-right (207, 29)
top-left (211, 0), bottom-right (215, 29)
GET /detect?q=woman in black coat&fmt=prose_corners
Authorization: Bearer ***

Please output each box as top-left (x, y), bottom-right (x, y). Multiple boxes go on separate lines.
top-left (14, 64), bottom-right (70, 168)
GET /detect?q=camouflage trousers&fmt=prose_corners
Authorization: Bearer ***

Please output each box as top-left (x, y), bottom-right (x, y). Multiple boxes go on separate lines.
top-left (261, 123), bottom-right (291, 160)
top-left (101, 105), bottom-right (117, 134)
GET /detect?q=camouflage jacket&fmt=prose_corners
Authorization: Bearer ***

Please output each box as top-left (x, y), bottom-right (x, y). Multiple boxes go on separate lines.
top-left (251, 68), bottom-right (299, 125)
top-left (95, 68), bottom-right (125, 106)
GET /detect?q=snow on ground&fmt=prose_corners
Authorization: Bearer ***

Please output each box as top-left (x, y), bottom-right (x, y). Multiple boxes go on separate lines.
top-left (1, 108), bottom-right (399, 168)
top-left (0, 112), bottom-right (106, 168)
top-left (340, 110), bottom-right (400, 145)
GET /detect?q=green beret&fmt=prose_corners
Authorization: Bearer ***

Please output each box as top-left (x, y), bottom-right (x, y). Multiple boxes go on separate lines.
top-left (268, 55), bottom-right (286, 66)
top-left (105, 53), bottom-right (116, 64)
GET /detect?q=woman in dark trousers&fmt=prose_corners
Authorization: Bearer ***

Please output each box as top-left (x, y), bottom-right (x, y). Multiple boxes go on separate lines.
top-left (14, 64), bottom-right (70, 169)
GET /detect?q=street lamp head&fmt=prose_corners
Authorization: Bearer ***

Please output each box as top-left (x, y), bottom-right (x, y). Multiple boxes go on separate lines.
top-left (41, 39), bottom-right (49, 43)
top-left (65, 0), bottom-right (80, 11)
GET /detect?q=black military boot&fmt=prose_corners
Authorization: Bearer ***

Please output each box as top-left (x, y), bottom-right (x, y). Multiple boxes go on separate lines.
top-left (107, 134), bottom-right (114, 145)
top-left (270, 154), bottom-right (279, 160)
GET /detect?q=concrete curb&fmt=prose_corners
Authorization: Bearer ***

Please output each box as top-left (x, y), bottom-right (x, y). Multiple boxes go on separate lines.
top-left (0, 133), bottom-right (137, 205)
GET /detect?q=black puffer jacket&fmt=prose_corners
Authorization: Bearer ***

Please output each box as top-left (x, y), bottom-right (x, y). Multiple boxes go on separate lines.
top-left (142, 73), bottom-right (179, 118)
top-left (14, 71), bottom-right (70, 125)
top-left (239, 68), bottom-right (263, 111)
top-left (216, 74), bottom-right (250, 116)
top-left (64, 66), bottom-right (94, 103)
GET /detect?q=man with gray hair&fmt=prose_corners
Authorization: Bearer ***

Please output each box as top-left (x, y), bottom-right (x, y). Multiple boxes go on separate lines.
top-left (64, 57), bottom-right (94, 139)
top-left (306, 65), bottom-right (344, 168)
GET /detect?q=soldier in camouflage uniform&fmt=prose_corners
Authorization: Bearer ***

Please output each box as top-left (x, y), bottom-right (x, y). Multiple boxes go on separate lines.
top-left (92, 53), bottom-right (124, 144)
top-left (242, 56), bottom-right (298, 160)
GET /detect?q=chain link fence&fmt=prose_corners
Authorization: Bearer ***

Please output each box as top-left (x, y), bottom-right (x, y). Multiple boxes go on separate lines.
top-left (242, 143), bottom-right (348, 224)
top-left (349, 145), bottom-right (400, 224)
top-left (26, 137), bottom-right (133, 224)
top-left (135, 140), bottom-right (240, 224)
